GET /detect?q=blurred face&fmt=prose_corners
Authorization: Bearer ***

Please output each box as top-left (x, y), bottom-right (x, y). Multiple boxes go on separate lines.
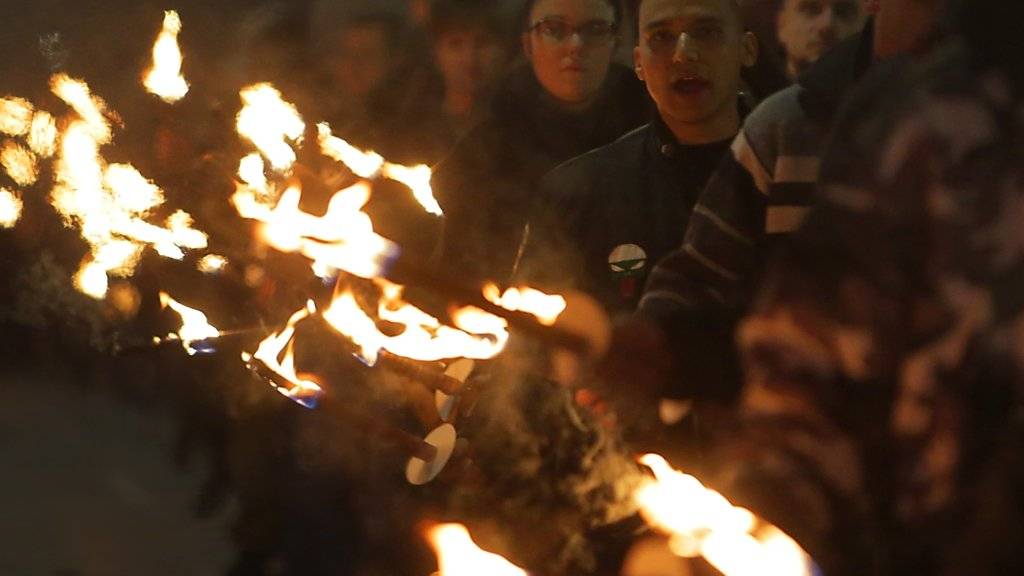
top-left (523, 0), bottom-right (619, 106)
top-left (873, 0), bottom-right (941, 59)
top-left (776, 0), bottom-right (866, 76)
top-left (434, 24), bottom-right (507, 104)
top-left (635, 0), bottom-right (756, 139)
top-left (327, 23), bottom-right (393, 100)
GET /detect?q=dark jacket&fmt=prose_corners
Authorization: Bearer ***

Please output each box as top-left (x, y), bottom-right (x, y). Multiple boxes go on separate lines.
top-left (432, 63), bottom-right (649, 281)
top-left (520, 117), bottom-right (732, 317)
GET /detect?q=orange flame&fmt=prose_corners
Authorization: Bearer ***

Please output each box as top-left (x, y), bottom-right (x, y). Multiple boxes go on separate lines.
top-left (234, 182), bottom-right (398, 279)
top-left (635, 454), bottom-right (813, 576)
top-left (143, 10), bottom-right (189, 103)
top-left (317, 123), bottom-right (442, 216)
top-left (236, 84), bottom-right (304, 173)
top-left (159, 291), bottom-right (221, 355)
top-left (426, 524), bottom-right (528, 576)
top-left (28, 110), bottom-right (57, 158)
top-left (1, 140), bottom-right (38, 186)
top-left (322, 280), bottom-right (509, 365)
top-left (242, 301), bottom-right (323, 407)
top-left (0, 187), bottom-right (23, 228)
top-left (0, 97), bottom-right (34, 137)
top-left (482, 283), bottom-right (567, 326)
top-left (50, 80), bottom-right (208, 299)
top-left (197, 254), bottom-right (228, 274)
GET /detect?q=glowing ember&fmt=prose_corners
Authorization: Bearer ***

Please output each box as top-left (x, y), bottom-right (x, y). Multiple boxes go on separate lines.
top-left (143, 10), bottom-right (189, 103)
top-left (0, 187), bottom-right (23, 228)
top-left (322, 280), bottom-right (509, 365)
top-left (635, 454), bottom-right (813, 576)
top-left (27, 111), bottom-right (57, 158)
top-left (236, 83), bottom-right (304, 173)
top-left (0, 97), bottom-right (34, 137)
top-left (317, 123), bottom-right (443, 216)
top-left (482, 283), bottom-right (567, 326)
top-left (197, 254), bottom-right (228, 274)
top-left (159, 291), bottom-right (220, 355)
top-left (1, 140), bottom-right (38, 186)
top-left (427, 524), bottom-right (528, 576)
top-left (242, 302), bottom-right (323, 408)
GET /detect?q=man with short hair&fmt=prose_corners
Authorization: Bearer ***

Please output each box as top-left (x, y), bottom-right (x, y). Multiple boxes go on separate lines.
top-left (775, 0), bottom-right (866, 78)
top-left (521, 0), bottom-right (757, 319)
top-left (629, 0), bottom-right (948, 402)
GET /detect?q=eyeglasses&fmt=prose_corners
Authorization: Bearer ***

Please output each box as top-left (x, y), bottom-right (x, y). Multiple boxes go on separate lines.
top-left (529, 19), bottom-right (617, 45)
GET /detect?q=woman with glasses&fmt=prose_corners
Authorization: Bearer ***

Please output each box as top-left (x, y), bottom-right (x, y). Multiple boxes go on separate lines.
top-left (431, 0), bottom-right (649, 282)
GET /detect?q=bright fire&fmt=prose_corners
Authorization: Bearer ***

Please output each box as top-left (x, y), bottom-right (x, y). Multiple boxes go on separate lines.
top-left (0, 97), bottom-right (34, 137)
top-left (322, 280), bottom-right (509, 365)
top-left (143, 10), bottom-right (189, 103)
top-left (482, 283), bottom-right (566, 326)
top-left (317, 123), bottom-right (443, 216)
top-left (242, 301), bottom-right (323, 408)
top-left (0, 187), bottom-right (23, 228)
top-left (48, 76), bottom-right (208, 298)
top-left (28, 110), bottom-right (57, 157)
top-left (1, 140), bottom-right (38, 186)
top-left (197, 254), bottom-right (228, 274)
top-left (160, 291), bottom-right (221, 355)
top-left (635, 454), bottom-right (813, 576)
top-left (236, 83), bottom-right (304, 173)
top-left (426, 524), bottom-right (528, 576)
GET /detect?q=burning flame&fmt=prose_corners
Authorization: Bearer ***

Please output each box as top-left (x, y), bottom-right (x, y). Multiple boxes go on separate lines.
top-left (322, 280), bottom-right (509, 365)
top-left (28, 111), bottom-right (57, 158)
top-left (1, 140), bottom-right (38, 186)
top-left (635, 454), bottom-right (813, 576)
top-left (234, 182), bottom-right (399, 279)
top-left (143, 10), bottom-right (189, 103)
top-left (427, 524), bottom-right (528, 576)
top-left (317, 123), bottom-right (442, 216)
top-left (160, 291), bottom-right (220, 355)
top-left (242, 302), bottom-right (323, 408)
top-left (237, 83), bottom-right (304, 173)
top-left (49, 83), bottom-right (208, 298)
top-left (0, 187), bottom-right (22, 228)
top-left (482, 283), bottom-right (566, 326)
top-left (0, 97), bottom-right (34, 137)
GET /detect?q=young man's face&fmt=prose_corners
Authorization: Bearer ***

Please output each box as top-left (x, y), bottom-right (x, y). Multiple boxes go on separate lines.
top-left (634, 0), bottom-right (756, 134)
top-left (776, 0), bottom-right (866, 76)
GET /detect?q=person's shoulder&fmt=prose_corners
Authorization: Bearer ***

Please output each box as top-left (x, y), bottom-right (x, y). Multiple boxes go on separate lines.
top-left (541, 125), bottom-right (650, 192)
top-left (743, 84), bottom-right (806, 131)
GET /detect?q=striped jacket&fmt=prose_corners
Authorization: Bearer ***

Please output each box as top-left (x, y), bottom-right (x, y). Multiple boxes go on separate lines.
top-left (639, 31), bottom-right (874, 325)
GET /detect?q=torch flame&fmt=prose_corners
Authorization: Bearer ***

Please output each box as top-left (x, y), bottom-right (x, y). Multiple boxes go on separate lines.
top-left (635, 454), bottom-right (813, 576)
top-left (159, 291), bottom-right (221, 355)
top-left (243, 302), bottom-right (323, 408)
top-left (237, 83), bottom-right (304, 173)
top-left (482, 283), bottom-right (567, 326)
top-left (28, 110), bottom-right (57, 158)
top-left (0, 97), bottom-right (34, 137)
top-left (317, 123), bottom-right (442, 216)
top-left (427, 524), bottom-right (528, 576)
top-left (197, 254), bottom-right (228, 274)
top-left (51, 85), bottom-right (208, 299)
top-left (0, 187), bottom-right (23, 228)
top-left (1, 140), bottom-right (39, 186)
top-left (143, 10), bottom-right (189, 103)
top-left (322, 280), bottom-right (509, 365)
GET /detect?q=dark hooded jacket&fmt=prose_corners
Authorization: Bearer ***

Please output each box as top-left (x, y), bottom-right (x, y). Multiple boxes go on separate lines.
top-left (431, 63), bottom-right (649, 281)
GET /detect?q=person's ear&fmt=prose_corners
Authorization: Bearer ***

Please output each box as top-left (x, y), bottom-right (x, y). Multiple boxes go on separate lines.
top-left (522, 32), bottom-right (533, 57)
top-left (633, 45), bottom-right (645, 81)
top-left (741, 30), bottom-right (758, 68)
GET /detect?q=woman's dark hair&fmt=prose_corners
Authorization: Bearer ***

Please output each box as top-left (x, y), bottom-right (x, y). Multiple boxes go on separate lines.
top-left (518, 0), bottom-right (624, 31)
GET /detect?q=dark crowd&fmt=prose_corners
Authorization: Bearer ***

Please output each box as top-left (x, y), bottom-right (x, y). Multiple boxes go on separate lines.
top-left (1, 0), bottom-right (1023, 575)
